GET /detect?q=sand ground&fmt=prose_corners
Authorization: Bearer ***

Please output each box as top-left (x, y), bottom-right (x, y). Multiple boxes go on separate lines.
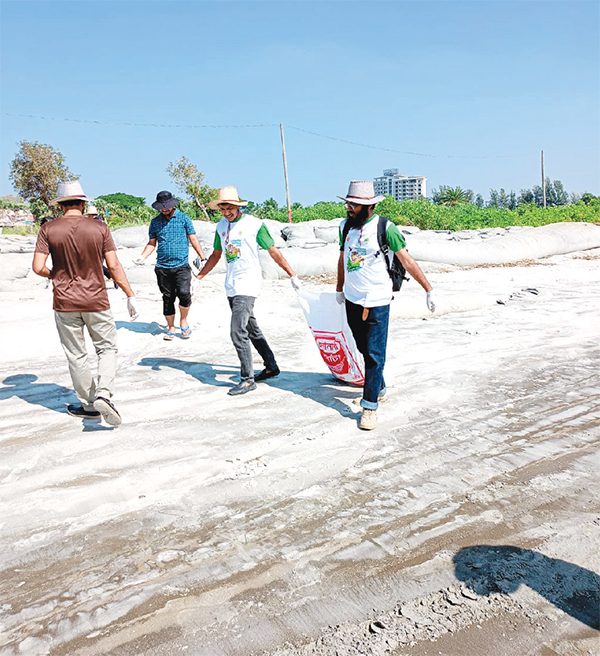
top-left (0, 244), bottom-right (598, 656)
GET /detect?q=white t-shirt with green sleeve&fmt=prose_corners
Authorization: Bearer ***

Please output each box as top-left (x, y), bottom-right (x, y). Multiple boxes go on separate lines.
top-left (339, 214), bottom-right (407, 308)
top-left (214, 214), bottom-right (275, 298)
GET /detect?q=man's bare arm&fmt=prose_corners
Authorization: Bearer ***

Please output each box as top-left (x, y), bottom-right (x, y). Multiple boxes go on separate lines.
top-left (32, 252), bottom-right (52, 278)
top-left (336, 252), bottom-right (345, 292)
top-left (396, 248), bottom-right (432, 292)
top-left (105, 251), bottom-right (135, 297)
top-left (196, 250), bottom-right (221, 280)
top-left (188, 234), bottom-right (206, 260)
top-left (267, 246), bottom-right (295, 277)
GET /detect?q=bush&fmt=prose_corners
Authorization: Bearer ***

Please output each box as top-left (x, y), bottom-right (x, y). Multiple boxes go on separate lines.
top-left (78, 193), bottom-right (600, 231)
top-left (372, 196), bottom-right (600, 231)
top-left (0, 198), bottom-right (30, 210)
top-left (94, 199), bottom-right (155, 229)
top-left (1, 225), bottom-right (38, 236)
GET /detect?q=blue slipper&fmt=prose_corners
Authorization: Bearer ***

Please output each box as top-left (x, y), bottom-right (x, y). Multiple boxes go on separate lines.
top-left (181, 326), bottom-right (192, 339)
top-left (163, 330), bottom-right (176, 341)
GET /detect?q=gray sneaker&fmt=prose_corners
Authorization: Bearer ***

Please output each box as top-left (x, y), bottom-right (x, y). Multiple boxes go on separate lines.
top-left (228, 380), bottom-right (257, 396)
top-left (93, 396), bottom-right (122, 426)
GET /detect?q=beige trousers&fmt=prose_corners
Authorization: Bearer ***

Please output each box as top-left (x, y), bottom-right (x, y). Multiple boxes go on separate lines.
top-left (54, 310), bottom-right (118, 410)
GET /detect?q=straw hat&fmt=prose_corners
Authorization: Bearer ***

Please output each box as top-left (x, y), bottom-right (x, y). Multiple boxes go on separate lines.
top-left (50, 180), bottom-right (92, 206)
top-left (338, 180), bottom-right (384, 205)
top-left (152, 190), bottom-right (179, 211)
top-left (208, 186), bottom-right (248, 210)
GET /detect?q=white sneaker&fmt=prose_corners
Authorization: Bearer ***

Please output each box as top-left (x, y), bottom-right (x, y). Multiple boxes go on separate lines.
top-left (359, 408), bottom-right (377, 430)
top-left (93, 396), bottom-right (122, 426)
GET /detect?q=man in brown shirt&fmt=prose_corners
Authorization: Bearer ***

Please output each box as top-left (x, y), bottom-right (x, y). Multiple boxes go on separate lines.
top-left (32, 181), bottom-right (138, 426)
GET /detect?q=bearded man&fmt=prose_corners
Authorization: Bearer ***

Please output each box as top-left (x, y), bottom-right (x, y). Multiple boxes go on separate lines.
top-left (336, 180), bottom-right (436, 430)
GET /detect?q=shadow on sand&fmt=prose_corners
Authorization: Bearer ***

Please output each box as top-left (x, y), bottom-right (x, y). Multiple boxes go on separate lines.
top-left (116, 320), bottom-right (164, 335)
top-left (453, 545), bottom-right (600, 630)
top-left (138, 357), bottom-right (237, 389)
top-left (0, 374), bottom-right (78, 414)
top-left (0, 374), bottom-right (116, 431)
top-left (137, 357), bottom-right (361, 418)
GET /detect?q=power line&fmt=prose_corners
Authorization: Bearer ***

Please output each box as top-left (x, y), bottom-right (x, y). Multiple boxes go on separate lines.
top-left (3, 112), bottom-right (523, 159)
top-left (2, 113), bottom-right (276, 129)
top-left (286, 125), bottom-right (521, 159)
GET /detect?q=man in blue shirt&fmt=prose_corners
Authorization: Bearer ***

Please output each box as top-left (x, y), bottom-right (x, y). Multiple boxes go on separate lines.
top-left (134, 191), bottom-right (207, 340)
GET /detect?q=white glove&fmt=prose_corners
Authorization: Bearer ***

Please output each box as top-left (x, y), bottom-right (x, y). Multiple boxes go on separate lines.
top-left (191, 277), bottom-right (201, 299)
top-left (133, 256), bottom-right (145, 266)
top-left (192, 256), bottom-right (207, 272)
top-left (426, 291), bottom-right (436, 313)
top-left (290, 275), bottom-right (302, 292)
top-left (127, 297), bottom-right (139, 321)
top-left (336, 291), bottom-right (345, 305)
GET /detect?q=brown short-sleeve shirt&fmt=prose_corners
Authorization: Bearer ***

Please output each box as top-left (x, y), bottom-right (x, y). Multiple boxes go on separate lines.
top-left (35, 216), bottom-right (117, 312)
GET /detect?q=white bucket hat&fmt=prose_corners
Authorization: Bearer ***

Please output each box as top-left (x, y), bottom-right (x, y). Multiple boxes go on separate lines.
top-left (50, 180), bottom-right (91, 206)
top-left (86, 204), bottom-right (99, 215)
top-left (338, 180), bottom-right (384, 205)
top-left (208, 186), bottom-right (249, 210)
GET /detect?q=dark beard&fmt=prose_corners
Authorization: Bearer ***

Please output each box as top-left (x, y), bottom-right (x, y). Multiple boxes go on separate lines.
top-left (346, 204), bottom-right (373, 228)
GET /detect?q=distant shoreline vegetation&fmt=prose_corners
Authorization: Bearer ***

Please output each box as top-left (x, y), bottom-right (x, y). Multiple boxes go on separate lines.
top-left (5, 142), bottom-right (598, 233)
top-left (1, 192), bottom-right (599, 234)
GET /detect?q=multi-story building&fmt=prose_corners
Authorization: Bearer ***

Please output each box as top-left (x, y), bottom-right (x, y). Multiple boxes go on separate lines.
top-left (373, 169), bottom-right (427, 201)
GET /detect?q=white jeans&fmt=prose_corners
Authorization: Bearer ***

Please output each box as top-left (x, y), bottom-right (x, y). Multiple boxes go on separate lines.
top-left (54, 310), bottom-right (118, 410)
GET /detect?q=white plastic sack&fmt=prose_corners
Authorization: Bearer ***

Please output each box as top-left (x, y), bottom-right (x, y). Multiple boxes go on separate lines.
top-left (296, 290), bottom-right (364, 385)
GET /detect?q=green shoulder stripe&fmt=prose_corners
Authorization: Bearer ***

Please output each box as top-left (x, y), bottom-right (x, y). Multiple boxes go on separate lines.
top-left (257, 223), bottom-right (275, 249)
top-left (213, 229), bottom-right (222, 250)
top-left (386, 222), bottom-right (406, 252)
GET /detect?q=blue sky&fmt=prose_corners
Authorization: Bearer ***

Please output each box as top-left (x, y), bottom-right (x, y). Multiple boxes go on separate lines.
top-left (1, 0), bottom-right (598, 207)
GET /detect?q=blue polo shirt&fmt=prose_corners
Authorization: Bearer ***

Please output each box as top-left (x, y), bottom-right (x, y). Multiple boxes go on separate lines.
top-left (148, 209), bottom-right (196, 268)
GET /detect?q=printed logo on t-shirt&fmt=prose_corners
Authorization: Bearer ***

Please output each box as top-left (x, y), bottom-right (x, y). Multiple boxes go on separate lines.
top-left (225, 239), bottom-right (241, 263)
top-left (346, 247), bottom-right (366, 272)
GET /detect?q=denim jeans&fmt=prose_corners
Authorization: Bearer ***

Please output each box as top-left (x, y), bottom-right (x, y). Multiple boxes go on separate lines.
top-left (345, 300), bottom-right (390, 410)
top-left (228, 295), bottom-right (277, 382)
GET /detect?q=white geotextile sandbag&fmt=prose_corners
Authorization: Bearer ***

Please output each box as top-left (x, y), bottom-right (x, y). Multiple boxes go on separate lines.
top-left (192, 220), bottom-right (218, 247)
top-left (296, 289), bottom-right (364, 385)
top-left (112, 226), bottom-right (149, 249)
top-left (407, 222), bottom-right (600, 266)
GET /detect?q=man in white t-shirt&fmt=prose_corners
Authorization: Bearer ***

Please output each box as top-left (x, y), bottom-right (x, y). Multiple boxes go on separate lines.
top-left (196, 186), bottom-right (301, 396)
top-left (336, 181), bottom-right (436, 430)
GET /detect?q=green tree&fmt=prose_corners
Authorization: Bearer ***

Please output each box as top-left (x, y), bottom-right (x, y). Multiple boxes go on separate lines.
top-left (518, 189), bottom-right (535, 205)
top-left (580, 192), bottom-right (599, 205)
top-left (96, 192), bottom-right (147, 211)
top-left (432, 185), bottom-right (473, 206)
top-left (9, 140), bottom-right (78, 216)
top-left (166, 156), bottom-right (217, 221)
top-left (488, 188), bottom-right (518, 210)
top-left (252, 198), bottom-right (281, 221)
top-left (548, 179), bottom-right (569, 206)
top-left (531, 179), bottom-right (569, 207)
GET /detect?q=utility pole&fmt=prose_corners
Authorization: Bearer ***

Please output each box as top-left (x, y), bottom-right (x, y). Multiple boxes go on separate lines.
top-left (541, 150), bottom-right (546, 208)
top-left (280, 123), bottom-right (292, 223)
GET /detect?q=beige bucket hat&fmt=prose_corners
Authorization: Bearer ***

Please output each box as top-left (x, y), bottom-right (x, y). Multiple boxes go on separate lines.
top-left (338, 180), bottom-right (384, 205)
top-left (208, 186), bottom-right (249, 210)
top-left (50, 180), bottom-right (92, 206)
top-left (86, 204), bottom-right (99, 215)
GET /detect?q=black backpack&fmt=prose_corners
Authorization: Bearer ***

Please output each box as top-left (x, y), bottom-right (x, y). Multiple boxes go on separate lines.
top-left (342, 215), bottom-right (408, 293)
